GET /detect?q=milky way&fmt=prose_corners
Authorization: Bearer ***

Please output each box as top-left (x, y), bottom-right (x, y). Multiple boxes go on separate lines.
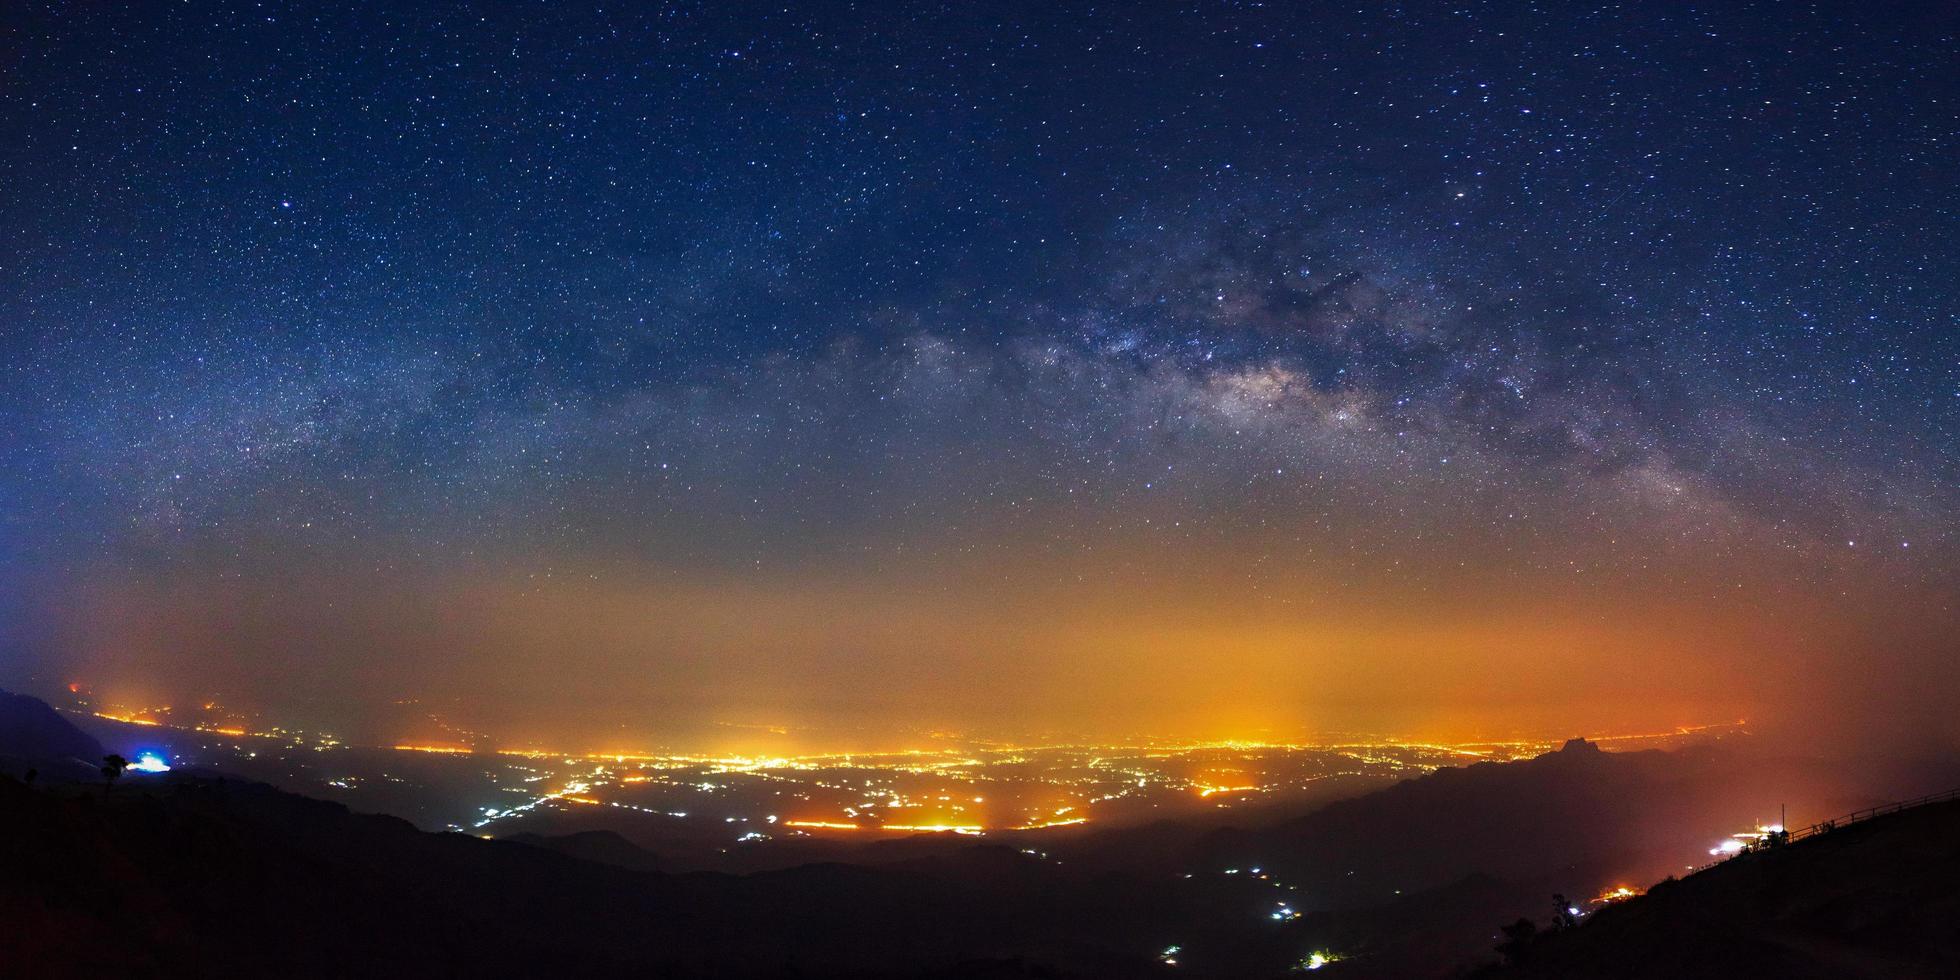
top-left (1, 2), bottom-right (1953, 748)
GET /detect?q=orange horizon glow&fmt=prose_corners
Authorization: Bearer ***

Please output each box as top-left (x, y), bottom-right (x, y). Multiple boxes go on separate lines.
top-left (66, 543), bottom-right (1904, 764)
top-left (73, 698), bottom-right (1753, 765)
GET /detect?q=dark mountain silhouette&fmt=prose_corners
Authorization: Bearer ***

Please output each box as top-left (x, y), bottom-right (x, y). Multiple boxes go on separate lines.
top-left (0, 769), bottom-right (1226, 978)
top-left (1046, 736), bottom-right (1919, 976)
top-left (1474, 797), bottom-right (1960, 979)
top-left (503, 828), bottom-right (664, 872)
top-left (1174, 738), bottom-right (1819, 906)
top-left (0, 689), bottom-right (105, 778)
top-left (1209, 739), bottom-right (1665, 888)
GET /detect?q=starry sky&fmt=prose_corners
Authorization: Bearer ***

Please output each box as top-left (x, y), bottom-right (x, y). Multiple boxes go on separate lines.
top-left (2, 1), bottom-right (1954, 751)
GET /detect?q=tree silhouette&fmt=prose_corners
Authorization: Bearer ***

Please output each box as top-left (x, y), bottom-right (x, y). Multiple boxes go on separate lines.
top-left (1552, 893), bottom-right (1580, 930)
top-left (1496, 917), bottom-right (1538, 964)
top-left (101, 754), bottom-right (128, 791)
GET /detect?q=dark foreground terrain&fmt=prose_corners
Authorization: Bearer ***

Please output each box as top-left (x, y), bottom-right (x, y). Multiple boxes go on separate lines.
top-left (0, 767), bottom-right (1293, 978)
top-left (1478, 796), bottom-right (1960, 980)
top-left (3, 689), bottom-right (1957, 978)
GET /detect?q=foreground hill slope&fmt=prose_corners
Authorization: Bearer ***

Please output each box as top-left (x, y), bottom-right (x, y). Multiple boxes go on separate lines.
top-left (0, 690), bottom-right (104, 777)
top-left (0, 770), bottom-right (1246, 978)
top-left (1478, 798), bottom-right (1960, 979)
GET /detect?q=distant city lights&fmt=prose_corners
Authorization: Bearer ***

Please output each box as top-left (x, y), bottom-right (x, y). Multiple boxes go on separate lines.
top-left (1300, 950), bottom-right (1341, 970)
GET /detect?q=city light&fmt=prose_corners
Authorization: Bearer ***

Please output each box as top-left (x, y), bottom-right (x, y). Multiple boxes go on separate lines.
top-left (70, 693), bottom-right (1749, 854)
top-left (128, 753), bottom-right (171, 773)
top-left (883, 823), bottom-right (985, 835)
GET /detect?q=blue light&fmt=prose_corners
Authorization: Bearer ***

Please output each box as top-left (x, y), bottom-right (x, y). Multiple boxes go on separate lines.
top-left (128, 753), bottom-right (171, 774)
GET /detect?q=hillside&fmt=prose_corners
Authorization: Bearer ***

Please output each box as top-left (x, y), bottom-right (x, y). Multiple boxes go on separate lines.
top-left (503, 828), bottom-right (665, 872)
top-left (6, 689), bottom-right (1953, 978)
top-left (0, 768), bottom-right (1236, 978)
top-left (1476, 798), bottom-right (1960, 979)
top-left (1199, 739), bottom-right (1750, 902)
top-left (0, 690), bottom-right (104, 778)
top-left (1067, 739), bottom-right (1812, 903)
top-left (0, 690), bottom-right (1313, 978)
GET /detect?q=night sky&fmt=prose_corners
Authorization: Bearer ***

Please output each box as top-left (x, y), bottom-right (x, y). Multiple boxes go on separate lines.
top-left (2, 2), bottom-right (1954, 750)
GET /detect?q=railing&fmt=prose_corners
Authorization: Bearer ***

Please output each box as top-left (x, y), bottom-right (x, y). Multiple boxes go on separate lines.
top-left (1684, 786), bottom-right (1960, 877)
top-left (1783, 787), bottom-right (1960, 845)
